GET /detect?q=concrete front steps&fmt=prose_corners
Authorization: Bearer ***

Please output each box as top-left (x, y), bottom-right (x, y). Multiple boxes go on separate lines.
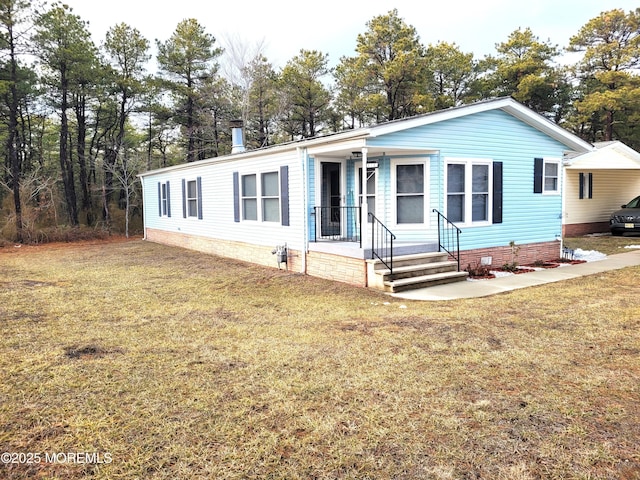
top-left (366, 252), bottom-right (468, 293)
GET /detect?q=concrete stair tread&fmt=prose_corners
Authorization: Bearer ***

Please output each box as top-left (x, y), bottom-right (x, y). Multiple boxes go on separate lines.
top-left (367, 251), bottom-right (449, 265)
top-left (375, 260), bottom-right (458, 276)
top-left (366, 250), bottom-right (465, 293)
top-left (385, 270), bottom-right (468, 285)
top-left (383, 271), bottom-right (469, 293)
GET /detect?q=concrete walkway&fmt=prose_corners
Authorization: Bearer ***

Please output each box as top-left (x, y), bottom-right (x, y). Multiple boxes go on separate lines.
top-left (392, 249), bottom-right (640, 301)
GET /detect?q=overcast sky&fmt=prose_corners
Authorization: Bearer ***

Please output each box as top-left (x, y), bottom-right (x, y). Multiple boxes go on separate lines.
top-left (61, 0), bottom-right (637, 69)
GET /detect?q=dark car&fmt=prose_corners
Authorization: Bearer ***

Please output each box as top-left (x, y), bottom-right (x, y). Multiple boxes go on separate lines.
top-left (610, 195), bottom-right (640, 236)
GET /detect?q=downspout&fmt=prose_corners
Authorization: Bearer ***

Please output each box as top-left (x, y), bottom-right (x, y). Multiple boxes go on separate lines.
top-left (139, 175), bottom-right (147, 240)
top-left (560, 154), bottom-right (567, 253)
top-left (432, 150), bottom-right (443, 239)
top-left (299, 147), bottom-right (308, 275)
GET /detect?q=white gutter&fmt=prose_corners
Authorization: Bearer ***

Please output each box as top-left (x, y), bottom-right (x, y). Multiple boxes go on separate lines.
top-left (299, 146), bottom-right (308, 274)
top-left (139, 176), bottom-right (147, 240)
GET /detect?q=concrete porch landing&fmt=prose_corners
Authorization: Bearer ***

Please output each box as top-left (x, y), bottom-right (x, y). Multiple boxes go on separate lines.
top-left (308, 240), bottom-right (439, 259)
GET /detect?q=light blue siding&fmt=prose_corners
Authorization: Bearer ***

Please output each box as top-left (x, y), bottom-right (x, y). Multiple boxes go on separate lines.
top-left (307, 155), bottom-right (316, 240)
top-left (368, 110), bottom-right (568, 250)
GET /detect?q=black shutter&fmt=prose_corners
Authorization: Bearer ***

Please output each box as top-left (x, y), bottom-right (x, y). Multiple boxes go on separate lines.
top-left (579, 173), bottom-right (585, 199)
top-left (280, 166), bottom-right (289, 226)
top-left (534, 158), bottom-right (543, 193)
top-left (492, 162), bottom-right (503, 224)
top-left (182, 179), bottom-right (187, 218)
top-left (588, 173), bottom-right (593, 199)
top-left (166, 181), bottom-right (171, 217)
top-left (233, 172), bottom-right (240, 222)
top-left (196, 176), bottom-right (203, 220)
top-left (158, 182), bottom-right (162, 216)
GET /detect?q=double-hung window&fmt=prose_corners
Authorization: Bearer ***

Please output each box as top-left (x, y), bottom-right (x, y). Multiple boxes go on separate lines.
top-left (187, 180), bottom-right (198, 217)
top-left (447, 164), bottom-right (465, 223)
top-left (162, 184), bottom-right (168, 216)
top-left (446, 159), bottom-right (493, 225)
top-left (158, 181), bottom-right (171, 217)
top-left (234, 167), bottom-right (289, 225)
top-left (544, 161), bottom-right (559, 193)
top-left (181, 177), bottom-right (203, 219)
top-left (240, 171), bottom-right (280, 222)
top-left (241, 174), bottom-right (257, 221)
top-left (261, 172), bottom-right (280, 222)
top-left (472, 164), bottom-right (489, 222)
top-left (396, 163), bottom-right (425, 224)
top-left (534, 158), bottom-right (561, 194)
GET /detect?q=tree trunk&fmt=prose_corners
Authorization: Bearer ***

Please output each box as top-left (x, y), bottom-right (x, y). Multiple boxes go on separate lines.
top-left (605, 110), bottom-right (614, 141)
top-left (7, 26), bottom-right (23, 242)
top-left (75, 93), bottom-right (93, 222)
top-left (102, 148), bottom-right (115, 223)
top-left (59, 72), bottom-right (79, 226)
top-left (186, 94), bottom-right (196, 162)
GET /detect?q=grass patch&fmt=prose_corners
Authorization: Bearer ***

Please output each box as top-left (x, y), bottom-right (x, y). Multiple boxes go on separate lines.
top-left (0, 238), bottom-right (639, 479)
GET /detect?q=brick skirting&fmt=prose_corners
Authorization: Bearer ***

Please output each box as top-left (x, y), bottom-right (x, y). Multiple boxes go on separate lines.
top-left (146, 229), bottom-right (565, 288)
top-left (145, 228), bottom-right (303, 273)
top-left (305, 250), bottom-right (368, 287)
top-left (145, 228), bottom-right (367, 285)
top-left (563, 222), bottom-right (610, 237)
top-left (458, 241), bottom-right (562, 271)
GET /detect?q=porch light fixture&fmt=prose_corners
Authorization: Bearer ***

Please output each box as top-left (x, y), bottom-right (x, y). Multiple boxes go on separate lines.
top-left (351, 151), bottom-right (362, 158)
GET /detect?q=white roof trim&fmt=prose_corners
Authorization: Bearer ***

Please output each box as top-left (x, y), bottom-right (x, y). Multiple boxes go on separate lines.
top-left (565, 140), bottom-right (640, 170)
top-left (369, 97), bottom-right (594, 153)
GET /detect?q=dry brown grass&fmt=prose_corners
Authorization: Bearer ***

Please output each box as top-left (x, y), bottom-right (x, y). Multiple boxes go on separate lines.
top-left (0, 237), bottom-right (639, 479)
top-left (564, 234), bottom-right (640, 256)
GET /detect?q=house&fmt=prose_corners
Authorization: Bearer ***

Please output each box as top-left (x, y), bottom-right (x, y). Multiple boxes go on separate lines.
top-left (138, 97), bottom-right (594, 292)
top-left (562, 141), bottom-right (640, 236)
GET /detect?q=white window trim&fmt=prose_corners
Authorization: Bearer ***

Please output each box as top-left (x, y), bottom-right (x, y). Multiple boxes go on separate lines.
top-left (261, 171), bottom-right (281, 223)
top-left (240, 173), bottom-right (258, 222)
top-left (444, 158), bottom-right (493, 228)
top-left (391, 159), bottom-right (429, 229)
top-left (185, 178), bottom-right (200, 219)
top-left (240, 169), bottom-right (281, 223)
top-left (542, 158), bottom-right (561, 195)
top-left (161, 182), bottom-right (169, 217)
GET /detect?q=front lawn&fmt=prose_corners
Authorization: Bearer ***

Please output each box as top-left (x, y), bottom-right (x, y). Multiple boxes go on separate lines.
top-left (1, 238), bottom-right (638, 479)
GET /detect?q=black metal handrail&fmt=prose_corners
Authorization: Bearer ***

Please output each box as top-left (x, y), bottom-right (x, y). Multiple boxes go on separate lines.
top-left (368, 212), bottom-right (396, 274)
top-left (433, 209), bottom-right (461, 271)
top-left (313, 206), bottom-right (362, 244)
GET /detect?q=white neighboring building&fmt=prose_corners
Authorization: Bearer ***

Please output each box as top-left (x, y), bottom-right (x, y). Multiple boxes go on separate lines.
top-left (563, 141), bottom-right (640, 236)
